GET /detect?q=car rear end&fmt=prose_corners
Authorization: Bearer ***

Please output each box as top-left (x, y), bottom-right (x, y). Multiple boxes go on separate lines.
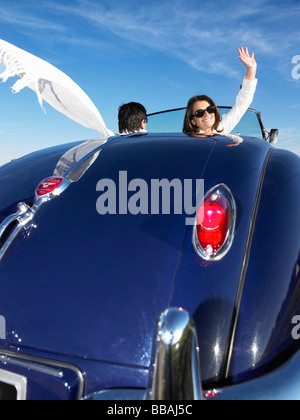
top-left (0, 133), bottom-right (299, 399)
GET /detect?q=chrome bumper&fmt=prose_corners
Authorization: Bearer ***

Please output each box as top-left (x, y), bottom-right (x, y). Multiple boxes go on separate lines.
top-left (150, 307), bottom-right (300, 401)
top-left (89, 308), bottom-right (300, 401)
top-left (150, 307), bottom-right (203, 400)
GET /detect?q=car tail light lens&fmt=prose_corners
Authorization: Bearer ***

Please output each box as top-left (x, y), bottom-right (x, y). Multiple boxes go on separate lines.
top-left (197, 196), bottom-right (230, 255)
top-left (193, 184), bottom-right (236, 261)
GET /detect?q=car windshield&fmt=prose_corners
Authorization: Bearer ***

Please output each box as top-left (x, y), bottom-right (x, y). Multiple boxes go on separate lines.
top-left (147, 107), bottom-right (264, 139)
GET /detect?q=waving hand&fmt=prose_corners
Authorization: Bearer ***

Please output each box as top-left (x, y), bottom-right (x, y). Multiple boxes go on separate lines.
top-left (238, 47), bottom-right (257, 80)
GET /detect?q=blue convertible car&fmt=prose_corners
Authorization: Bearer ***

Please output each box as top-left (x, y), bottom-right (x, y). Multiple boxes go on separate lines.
top-left (0, 107), bottom-right (299, 400)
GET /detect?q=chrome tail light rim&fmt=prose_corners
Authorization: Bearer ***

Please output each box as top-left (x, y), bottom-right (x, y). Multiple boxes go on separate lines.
top-left (193, 183), bottom-right (237, 261)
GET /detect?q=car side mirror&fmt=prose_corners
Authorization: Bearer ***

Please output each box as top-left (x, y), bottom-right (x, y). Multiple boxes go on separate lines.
top-left (269, 129), bottom-right (279, 145)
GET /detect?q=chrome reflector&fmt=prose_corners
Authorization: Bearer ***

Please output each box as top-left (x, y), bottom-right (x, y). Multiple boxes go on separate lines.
top-left (0, 177), bottom-right (70, 263)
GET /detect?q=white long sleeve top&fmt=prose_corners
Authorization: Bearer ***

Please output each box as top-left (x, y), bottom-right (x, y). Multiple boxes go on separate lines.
top-left (219, 77), bottom-right (258, 134)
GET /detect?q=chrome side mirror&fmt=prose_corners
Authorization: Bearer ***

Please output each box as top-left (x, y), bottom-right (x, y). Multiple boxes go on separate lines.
top-left (269, 129), bottom-right (279, 144)
top-left (266, 129), bottom-right (279, 145)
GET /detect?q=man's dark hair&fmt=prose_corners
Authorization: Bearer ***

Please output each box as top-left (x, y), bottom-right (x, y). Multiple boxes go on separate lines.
top-left (118, 102), bottom-right (147, 134)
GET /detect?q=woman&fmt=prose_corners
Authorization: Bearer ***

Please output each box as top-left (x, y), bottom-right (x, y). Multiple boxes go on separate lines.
top-left (183, 47), bottom-right (257, 136)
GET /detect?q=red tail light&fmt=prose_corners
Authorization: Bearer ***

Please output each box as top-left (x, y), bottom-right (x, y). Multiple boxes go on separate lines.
top-left (193, 184), bottom-right (236, 261)
top-left (197, 196), bottom-right (230, 255)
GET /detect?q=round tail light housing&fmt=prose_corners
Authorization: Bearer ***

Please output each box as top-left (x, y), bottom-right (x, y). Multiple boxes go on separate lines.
top-left (193, 184), bottom-right (236, 261)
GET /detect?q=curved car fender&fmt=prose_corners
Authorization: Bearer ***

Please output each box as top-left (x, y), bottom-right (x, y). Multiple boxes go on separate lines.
top-left (170, 137), bottom-right (273, 385)
top-left (227, 148), bottom-right (300, 383)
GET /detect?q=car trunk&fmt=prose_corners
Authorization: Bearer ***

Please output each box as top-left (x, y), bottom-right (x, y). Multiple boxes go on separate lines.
top-left (0, 134), bottom-right (273, 388)
top-left (0, 135), bottom-right (216, 369)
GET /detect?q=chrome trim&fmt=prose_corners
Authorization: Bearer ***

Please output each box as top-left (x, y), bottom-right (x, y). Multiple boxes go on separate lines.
top-left (0, 355), bottom-right (63, 378)
top-left (0, 368), bottom-right (27, 400)
top-left (84, 389), bottom-right (148, 401)
top-left (0, 349), bottom-right (85, 400)
top-left (63, 145), bottom-right (106, 181)
top-left (0, 202), bottom-right (35, 262)
top-left (0, 202), bottom-right (33, 238)
top-left (151, 308), bottom-right (203, 400)
top-left (193, 183), bottom-right (237, 261)
top-left (0, 137), bottom-right (120, 263)
top-left (0, 178), bottom-right (70, 263)
top-left (215, 350), bottom-right (300, 400)
top-left (62, 136), bottom-right (123, 182)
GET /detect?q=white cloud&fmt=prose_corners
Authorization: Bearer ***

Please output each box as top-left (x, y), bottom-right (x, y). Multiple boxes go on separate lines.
top-left (0, 7), bottom-right (65, 32)
top-left (37, 0), bottom-right (300, 80)
top-left (38, 0), bottom-right (244, 78)
top-left (282, 144), bottom-right (300, 156)
top-left (275, 127), bottom-right (300, 156)
top-left (1, 0), bottom-right (300, 80)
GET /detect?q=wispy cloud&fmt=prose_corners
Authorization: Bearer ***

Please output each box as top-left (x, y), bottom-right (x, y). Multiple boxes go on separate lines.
top-left (38, 0), bottom-right (300, 78)
top-left (1, 0), bottom-right (300, 93)
top-left (275, 126), bottom-right (300, 156)
top-left (37, 0), bottom-right (246, 78)
top-left (0, 7), bottom-right (65, 32)
top-left (284, 144), bottom-right (300, 156)
top-left (1, 0), bottom-right (300, 80)
top-left (0, 123), bottom-right (21, 136)
top-left (0, 0), bottom-right (299, 162)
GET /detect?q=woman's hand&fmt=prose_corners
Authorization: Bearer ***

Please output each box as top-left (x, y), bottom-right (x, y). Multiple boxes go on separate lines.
top-left (238, 47), bottom-right (257, 80)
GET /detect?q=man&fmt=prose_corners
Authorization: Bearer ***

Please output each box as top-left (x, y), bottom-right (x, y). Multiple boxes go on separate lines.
top-left (54, 102), bottom-right (148, 179)
top-left (118, 102), bottom-right (148, 135)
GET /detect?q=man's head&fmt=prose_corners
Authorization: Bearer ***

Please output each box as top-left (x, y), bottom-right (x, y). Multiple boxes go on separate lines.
top-left (118, 102), bottom-right (147, 134)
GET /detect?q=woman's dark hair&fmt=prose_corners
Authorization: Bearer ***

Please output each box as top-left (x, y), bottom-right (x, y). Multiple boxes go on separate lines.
top-left (183, 95), bottom-right (222, 134)
top-left (118, 102), bottom-right (147, 134)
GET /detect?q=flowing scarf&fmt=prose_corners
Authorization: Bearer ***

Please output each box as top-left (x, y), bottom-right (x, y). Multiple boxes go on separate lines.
top-left (0, 39), bottom-right (114, 138)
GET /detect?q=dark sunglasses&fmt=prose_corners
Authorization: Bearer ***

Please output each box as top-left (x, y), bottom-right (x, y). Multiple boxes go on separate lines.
top-left (192, 105), bottom-right (216, 119)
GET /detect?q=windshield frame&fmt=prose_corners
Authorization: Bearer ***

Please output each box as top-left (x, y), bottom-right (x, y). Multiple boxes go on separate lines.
top-left (147, 107), bottom-right (267, 141)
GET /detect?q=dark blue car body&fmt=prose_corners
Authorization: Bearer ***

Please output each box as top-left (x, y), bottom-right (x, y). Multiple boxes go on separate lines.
top-left (0, 128), bottom-right (299, 399)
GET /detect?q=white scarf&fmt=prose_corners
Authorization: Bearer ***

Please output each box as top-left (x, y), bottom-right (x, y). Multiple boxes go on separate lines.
top-left (0, 39), bottom-right (114, 138)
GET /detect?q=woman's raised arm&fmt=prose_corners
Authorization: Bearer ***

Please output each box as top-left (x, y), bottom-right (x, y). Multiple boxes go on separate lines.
top-left (238, 47), bottom-right (257, 80)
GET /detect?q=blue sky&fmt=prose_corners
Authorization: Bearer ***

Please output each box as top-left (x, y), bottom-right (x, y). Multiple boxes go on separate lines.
top-left (0, 0), bottom-right (300, 165)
